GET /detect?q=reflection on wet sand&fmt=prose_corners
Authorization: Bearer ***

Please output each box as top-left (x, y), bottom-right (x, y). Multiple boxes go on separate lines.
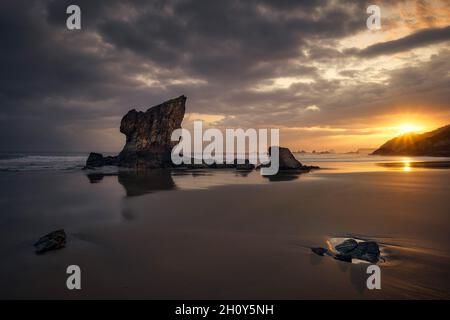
top-left (263, 171), bottom-right (307, 182)
top-left (117, 170), bottom-right (176, 196)
top-left (86, 172), bottom-right (117, 183)
top-left (377, 160), bottom-right (450, 170)
top-left (2, 161), bottom-right (450, 299)
top-left (87, 170), bottom-right (176, 196)
top-left (85, 168), bottom-right (312, 197)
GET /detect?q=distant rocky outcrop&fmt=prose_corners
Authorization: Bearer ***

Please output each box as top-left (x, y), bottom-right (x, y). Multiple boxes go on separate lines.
top-left (372, 124), bottom-right (450, 156)
top-left (264, 146), bottom-right (319, 171)
top-left (272, 146), bottom-right (303, 170)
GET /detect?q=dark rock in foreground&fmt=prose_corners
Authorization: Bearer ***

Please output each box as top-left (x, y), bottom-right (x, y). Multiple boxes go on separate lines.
top-left (34, 229), bottom-right (66, 254)
top-left (311, 238), bottom-right (381, 264)
top-left (351, 241), bottom-right (380, 263)
top-left (335, 238), bottom-right (358, 254)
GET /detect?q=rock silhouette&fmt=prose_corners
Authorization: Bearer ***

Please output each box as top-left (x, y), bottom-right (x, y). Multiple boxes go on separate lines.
top-left (85, 95), bottom-right (319, 172)
top-left (271, 146), bottom-right (303, 170)
top-left (86, 95), bottom-right (185, 169)
top-left (372, 124), bottom-right (450, 156)
top-left (259, 146), bottom-right (319, 174)
top-left (34, 229), bottom-right (66, 254)
top-left (311, 238), bottom-right (381, 264)
top-left (335, 238), bottom-right (358, 254)
top-left (119, 95), bottom-right (186, 168)
top-left (85, 152), bottom-right (118, 168)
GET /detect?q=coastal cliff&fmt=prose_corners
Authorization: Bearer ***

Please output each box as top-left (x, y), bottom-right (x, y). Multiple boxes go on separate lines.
top-left (372, 124), bottom-right (450, 156)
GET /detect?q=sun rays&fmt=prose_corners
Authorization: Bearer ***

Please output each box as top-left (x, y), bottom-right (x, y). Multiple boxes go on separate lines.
top-left (396, 123), bottom-right (423, 135)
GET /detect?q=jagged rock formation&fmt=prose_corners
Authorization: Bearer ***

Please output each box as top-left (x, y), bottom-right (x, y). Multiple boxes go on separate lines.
top-left (256, 147), bottom-right (319, 180)
top-left (271, 146), bottom-right (303, 169)
top-left (85, 95), bottom-right (186, 169)
top-left (118, 95), bottom-right (186, 168)
top-left (85, 95), bottom-right (320, 173)
top-left (266, 146), bottom-right (319, 171)
top-left (372, 124), bottom-right (450, 156)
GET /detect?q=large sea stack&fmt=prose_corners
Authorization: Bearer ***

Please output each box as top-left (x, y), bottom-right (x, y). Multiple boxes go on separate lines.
top-left (86, 95), bottom-right (186, 169)
top-left (118, 95), bottom-right (185, 168)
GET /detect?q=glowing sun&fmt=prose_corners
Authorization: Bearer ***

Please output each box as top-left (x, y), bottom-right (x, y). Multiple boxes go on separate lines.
top-left (396, 123), bottom-right (423, 135)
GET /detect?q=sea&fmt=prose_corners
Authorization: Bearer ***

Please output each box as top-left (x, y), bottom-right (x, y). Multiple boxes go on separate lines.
top-left (1, 151), bottom-right (449, 173)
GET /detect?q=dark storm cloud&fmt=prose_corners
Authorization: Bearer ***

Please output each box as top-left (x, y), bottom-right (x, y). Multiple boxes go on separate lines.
top-left (352, 25), bottom-right (450, 57)
top-left (0, 0), bottom-right (448, 151)
top-left (95, 0), bottom-right (366, 81)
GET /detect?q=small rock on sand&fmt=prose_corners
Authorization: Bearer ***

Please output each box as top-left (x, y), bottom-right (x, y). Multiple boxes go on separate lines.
top-left (310, 238), bottom-right (381, 264)
top-left (335, 238), bottom-right (358, 254)
top-left (34, 229), bottom-right (66, 254)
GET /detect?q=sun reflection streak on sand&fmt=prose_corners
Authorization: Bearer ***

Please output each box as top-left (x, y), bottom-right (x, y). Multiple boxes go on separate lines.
top-left (402, 158), bottom-right (412, 172)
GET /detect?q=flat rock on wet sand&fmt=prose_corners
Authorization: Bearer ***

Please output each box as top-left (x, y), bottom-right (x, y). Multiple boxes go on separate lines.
top-left (34, 229), bottom-right (66, 254)
top-left (311, 238), bottom-right (381, 264)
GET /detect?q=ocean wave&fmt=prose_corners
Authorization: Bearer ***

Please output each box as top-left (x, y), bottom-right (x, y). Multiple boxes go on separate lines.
top-left (0, 154), bottom-right (87, 171)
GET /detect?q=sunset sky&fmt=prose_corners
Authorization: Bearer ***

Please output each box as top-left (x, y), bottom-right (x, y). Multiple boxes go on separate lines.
top-left (0, 0), bottom-right (449, 152)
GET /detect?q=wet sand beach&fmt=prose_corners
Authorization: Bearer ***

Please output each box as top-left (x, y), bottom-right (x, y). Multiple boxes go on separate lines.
top-left (0, 156), bottom-right (449, 299)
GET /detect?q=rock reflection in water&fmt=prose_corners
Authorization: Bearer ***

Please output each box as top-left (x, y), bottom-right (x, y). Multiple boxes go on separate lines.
top-left (85, 167), bottom-right (314, 196)
top-left (117, 170), bottom-right (176, 196)
top-left (86, 169), bottom-right (176, 197)
top-left (263, 171), bottom-right (304, 182)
